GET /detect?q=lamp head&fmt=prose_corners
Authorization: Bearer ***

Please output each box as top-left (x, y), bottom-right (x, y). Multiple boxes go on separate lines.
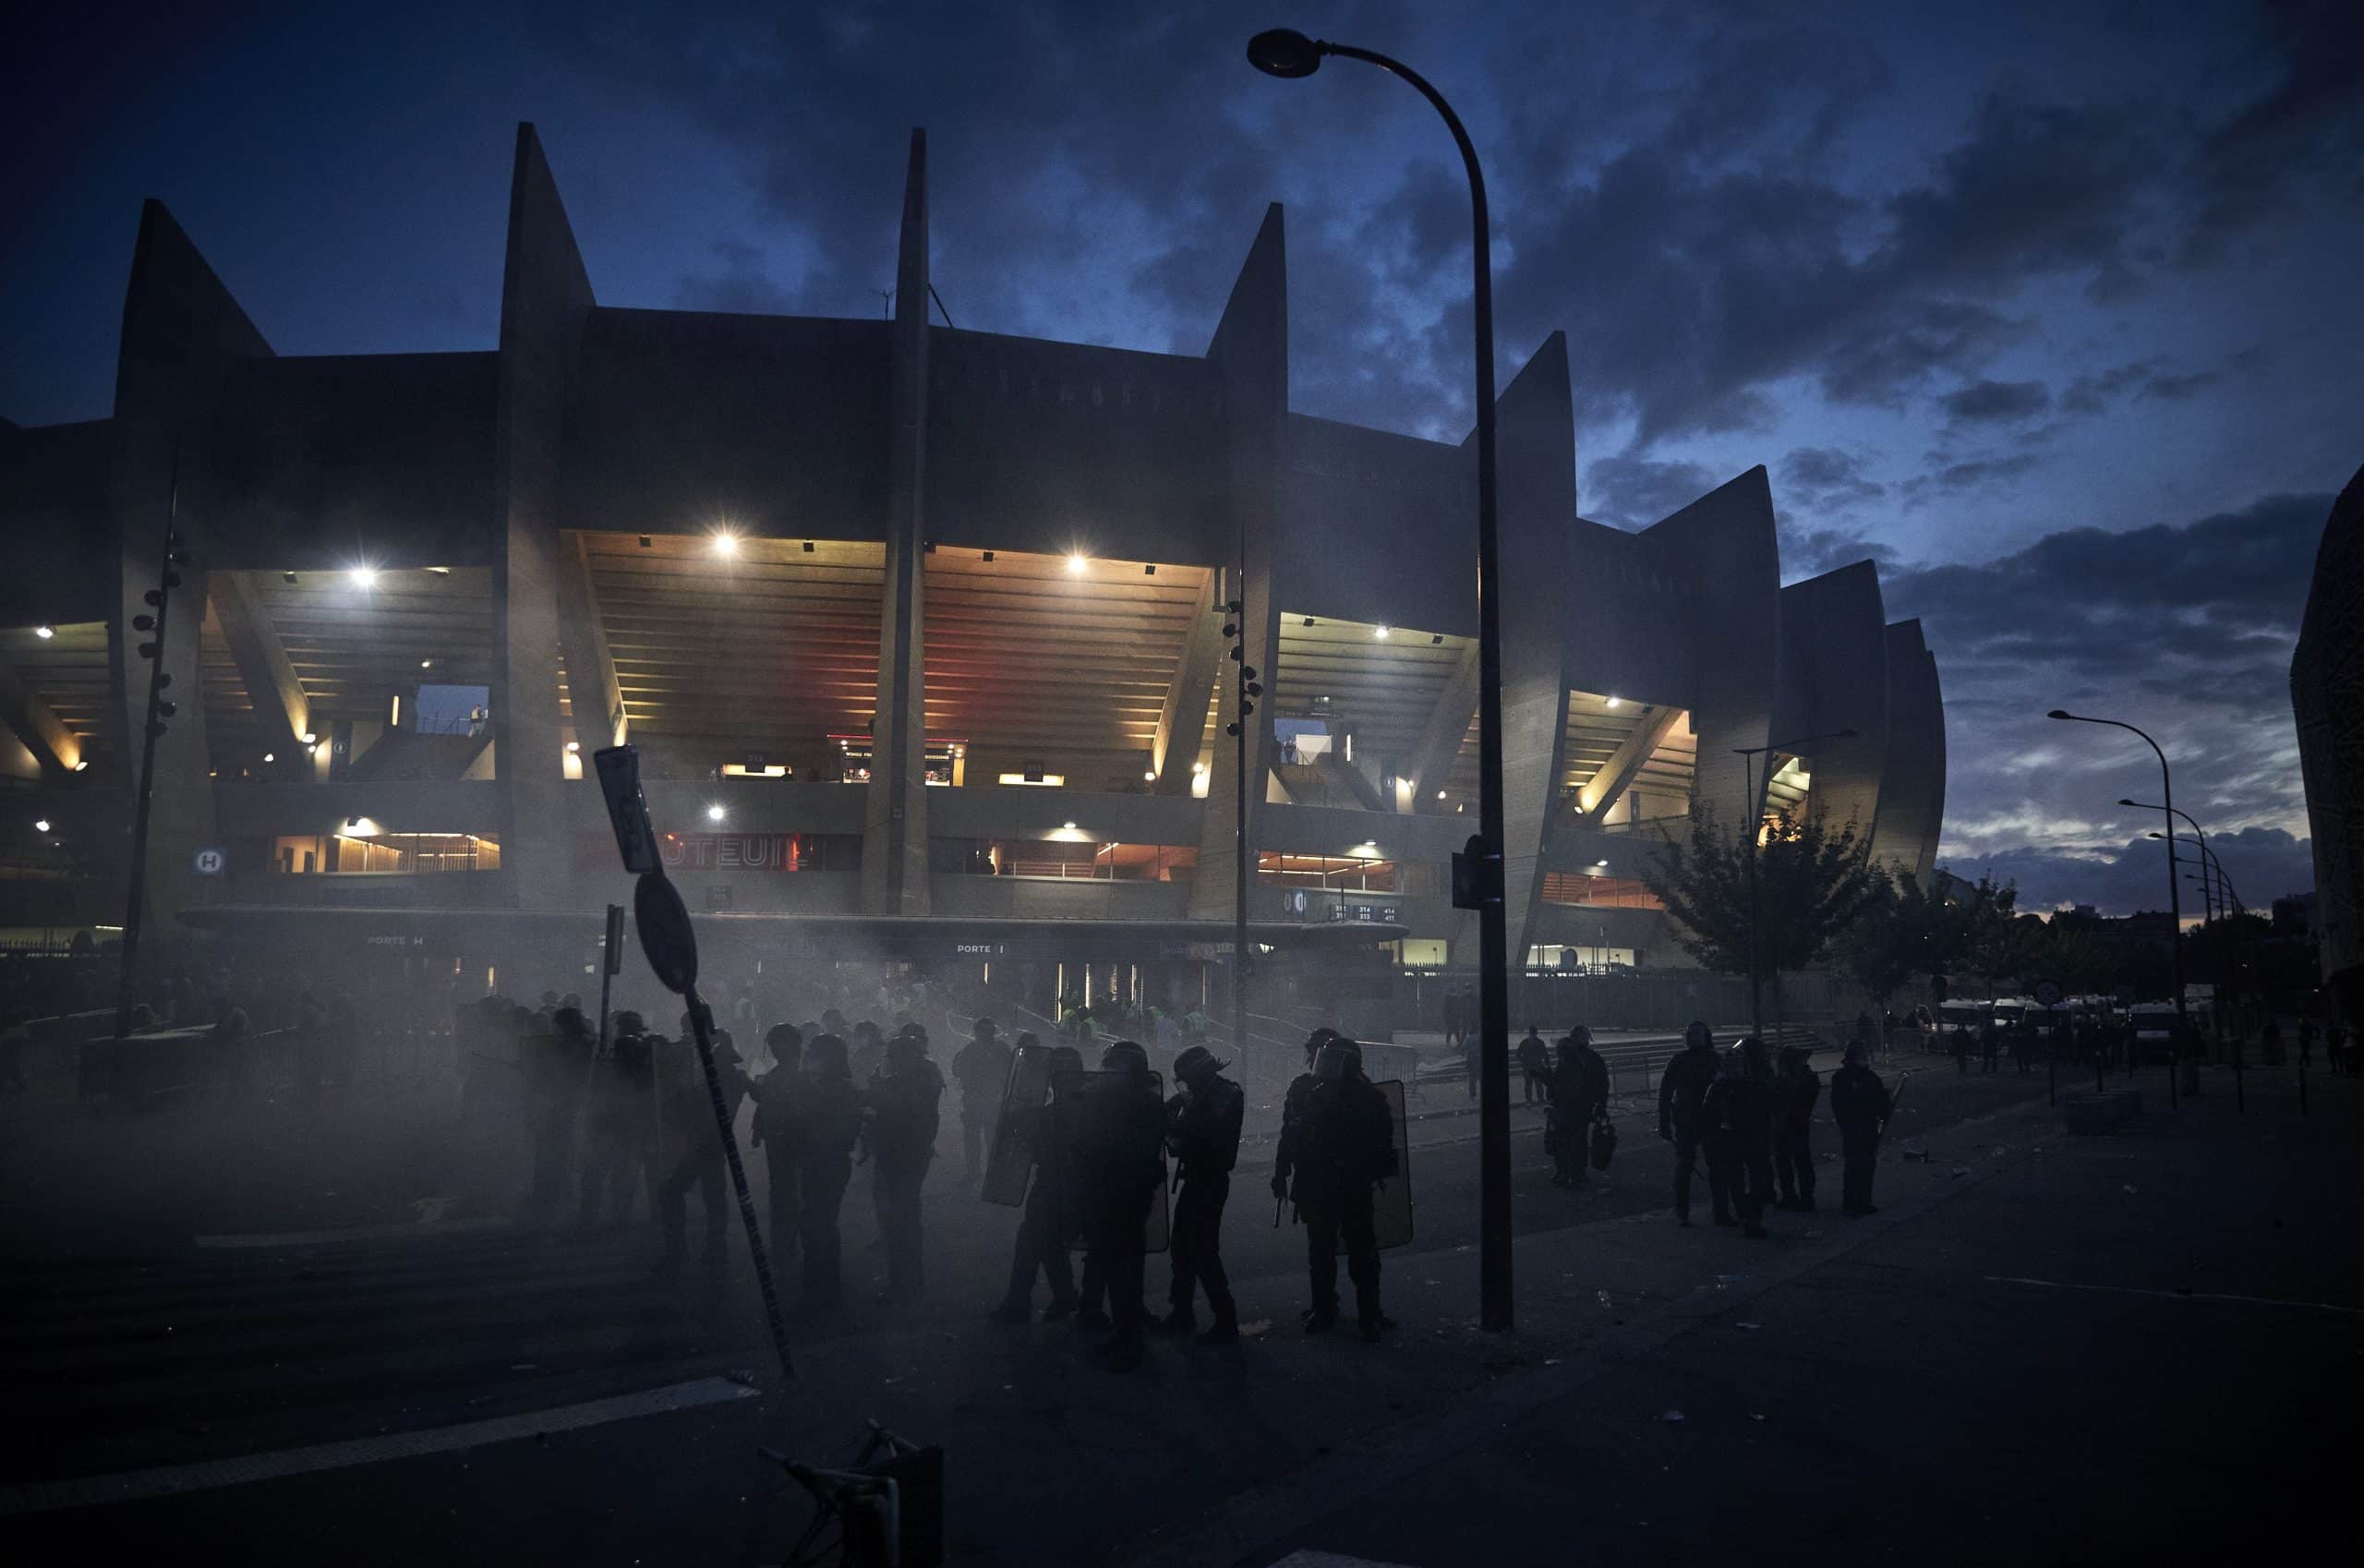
top-left (2117, 798), bottom-right (2138, 807)
top-left (2045, 709), bottom-right (2071, 720)
top-left (1248, 28), bottom-right (1324, 77)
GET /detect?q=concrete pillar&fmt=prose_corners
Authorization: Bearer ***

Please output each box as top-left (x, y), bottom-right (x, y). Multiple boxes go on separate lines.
top-left (1490, 333), bottom-right (1578, 978)
top-left (1773, 560), bottom-right (1890, 846)
top-left (1645, 467), bottom-right (1781, 837)
top-left (1188, 204), bottom-right (1286, 923)
top-left (863, 129), bottom-right (933, 916)
top-left (105, 199), bottom-right (267, 936)
top-left (1869, 619), bottom-right (1946, 885)
top-left (489, 122), bottom-right (594, 911)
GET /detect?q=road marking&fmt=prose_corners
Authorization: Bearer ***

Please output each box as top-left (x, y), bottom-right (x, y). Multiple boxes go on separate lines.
top-left (1983, 1275), bottom-right (2364, 1316)
top-left (0, 1377), bottom-right (760, 1515)
top-left (1269, 1554), bottom-right (1425, 1568)
top-left (193, 1216), bottom-right (513, 1249)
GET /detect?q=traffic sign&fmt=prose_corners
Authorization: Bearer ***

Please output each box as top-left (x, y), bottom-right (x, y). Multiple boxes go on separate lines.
top-left (2032, 978), bottom-right (2065, 1007)
top-left (192, 848), bottom-right (225, 875)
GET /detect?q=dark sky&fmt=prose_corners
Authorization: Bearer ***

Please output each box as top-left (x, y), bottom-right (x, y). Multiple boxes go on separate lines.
top-left (6, 0), bottom-right (2358, 914)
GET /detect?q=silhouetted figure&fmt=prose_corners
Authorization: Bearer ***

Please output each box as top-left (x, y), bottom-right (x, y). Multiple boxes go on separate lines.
top-left (1078, 1041), bottom-right (1167, 1371)
top-left (577, 1014), bottom-right (656, 1230)
top-left (951, 1017), bottom-right (1013, 1182)
top-left (1443, 985), bottom-right (1465, 1049)
top-left (794, 1033), bottom-right (863, 1317)
top-left (1830, 1042), bottom-right (1893, 1215)
top-left (750, 1023), bottom-right (803, 1264)
top-left (1157, 1043), bottom-right (1245, 1344)
top-left (991, 1040), bottom-right (1082, 1324)
top-left (1773, 1043), bottom-right (1821, 1212)
top-left (1980, 1018), bottom-right (2000, 1074)
top-left (528, 1007), bottom-right (593, 1214)
top-left (1274, 1038), bottom-right (1398, 1341)
top-left (1658, 1020), bottom-right (1719, 1225)
top-left (1517, 1027), bottom-right (1550, 1106)
top-left (1548, 1028), bottom-right (1609, 1187)
top-left (656, 1010), bottom-right (748, 1270)
top-left (866, 1026), bottom-right (943, 1303)
top-left (1701, 1041), bottom-right (1772, 1237)
top-left (2298, 1018), bottom-right (2315, 1070)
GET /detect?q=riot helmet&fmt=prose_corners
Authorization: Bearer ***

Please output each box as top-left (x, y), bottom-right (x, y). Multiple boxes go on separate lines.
top-left (1100, 1040), bottom-right (1149, 1076)
top-left (805, 1033), bottom-right (850, 1079)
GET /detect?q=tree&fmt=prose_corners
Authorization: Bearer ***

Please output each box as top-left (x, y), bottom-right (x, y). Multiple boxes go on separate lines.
top-left (1832, 867), bottom-right (1950, 1010)
top-left (1954, 874), bottom-right (2042, 1002)
top-left (1646, 807), bottom-right (1883, 1015)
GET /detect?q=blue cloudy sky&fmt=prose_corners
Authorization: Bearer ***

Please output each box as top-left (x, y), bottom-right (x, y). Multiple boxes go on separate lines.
top-left (6, 0), bottom-right (2357, 911)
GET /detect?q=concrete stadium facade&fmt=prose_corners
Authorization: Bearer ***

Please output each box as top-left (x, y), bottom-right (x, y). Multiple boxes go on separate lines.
top-left (0, 125), bottom-right (1944, 1014)
top-left (2292, 463), bottom-right (2364, 1013)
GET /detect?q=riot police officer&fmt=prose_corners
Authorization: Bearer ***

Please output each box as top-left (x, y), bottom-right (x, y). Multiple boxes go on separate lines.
top-left (527, 1006), bottom-right (593, 1216)
top-left (1157, 1043), bottom-right (1244, 1345)
top-left (1829, 1041), bottom-right (1893, 1215)
top-left (1273, 1038), bottom-right (1398, 1340)
top-left (951, 1017), bottom-right (1014, 1182)
top-left (1658, 1020), bottom-right (1719, 1225)
top-left (991, 1042), bottom-right (1084, 1324)
top-left (576, 1012), bottom-right (656, 1232)
top-left (1772, 1043), bottom-right (1821, 1212)
top-left (656, 1009), bottom-right (749, 1271)
top-left (866, 1027), bottom-right (944, 1303)
top-left (749, 1022), bottom-right (803, 1262)
top-left (1548, 1027), bottom-right (1609, 1187)
top-left (1077, 1041), bottom-right (1167, 1371)
top-left (795, 1033), bottom-right (864, 1316)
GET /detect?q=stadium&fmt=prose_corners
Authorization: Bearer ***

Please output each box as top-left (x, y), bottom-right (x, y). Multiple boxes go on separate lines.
top-left (0, 125), bottom-right (1944, 1032)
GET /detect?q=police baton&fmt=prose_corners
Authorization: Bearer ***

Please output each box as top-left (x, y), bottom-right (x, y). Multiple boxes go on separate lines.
top-left (1882, 1071), bottom-right (1912, 1136)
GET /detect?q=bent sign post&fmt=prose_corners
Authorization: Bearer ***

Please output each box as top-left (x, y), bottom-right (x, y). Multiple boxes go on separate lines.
top-left (595, 744), bottom-right (794, 1383)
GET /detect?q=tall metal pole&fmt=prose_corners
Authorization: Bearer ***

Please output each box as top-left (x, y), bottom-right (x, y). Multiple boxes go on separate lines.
top-left (1233, 565), bottom-right (1249, 1089)
top-left (114, 449), bottom-right (183, 1041)
top-left (1249, 30), bottom-right (1507, 1328)
top-left (2051, 712), bottom-right (2182, 1107)
top-left (1743, 750), bottom-right (1762, 1038)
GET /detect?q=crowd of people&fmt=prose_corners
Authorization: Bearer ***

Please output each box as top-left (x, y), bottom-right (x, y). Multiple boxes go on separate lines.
top-left (1657, 1022), bottom-right (1895, 1232)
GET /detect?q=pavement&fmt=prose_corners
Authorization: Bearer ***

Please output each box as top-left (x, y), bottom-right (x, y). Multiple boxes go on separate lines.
top-left (4, 1049), bottom-right (2355, 1564)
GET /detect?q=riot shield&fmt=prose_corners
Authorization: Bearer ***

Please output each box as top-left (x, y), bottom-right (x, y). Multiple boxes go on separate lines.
top-left (980, 1042), bottom-right (1056, 1207)
top-left (1052, 1067), bottom-right (1170, 1255)
top-left (1372, 1078), bottom-right (1413, 1250)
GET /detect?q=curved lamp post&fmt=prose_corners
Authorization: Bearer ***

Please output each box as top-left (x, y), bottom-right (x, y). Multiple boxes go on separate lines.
top-left (1248, 27), bottom-right (1514, 1330)
top-left (2051, 710), bottom-right (2184, 1105)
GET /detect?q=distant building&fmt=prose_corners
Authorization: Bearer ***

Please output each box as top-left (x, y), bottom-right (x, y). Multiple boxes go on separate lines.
top-left (2292, 463), bottom-right (2364, 1014)
top-left (2272, 891), bottom-right (2317, 941)
top-left (0, 124), bottom-right (1946, 1014)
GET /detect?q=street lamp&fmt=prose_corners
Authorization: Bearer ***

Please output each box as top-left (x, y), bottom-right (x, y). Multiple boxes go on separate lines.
top-left (1249, 26), bottom-right (1514, 1331)
top-left (2050, 710), bottom-right (2186, 1106)
top-left (1731, 729), bottom-right (1857, 1038)
top-left (2125, 799), bottom-right (2241, 914)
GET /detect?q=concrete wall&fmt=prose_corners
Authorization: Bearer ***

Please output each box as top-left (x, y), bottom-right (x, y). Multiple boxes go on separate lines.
top-left (926, 330), bottom-right (1225, 564)
top-left (0, 419), bottom-right (115, 627)
top-left (201, 353), bottom-right (499, 569)
top-left (1562, 517), bottom-right (1695, 710)
top-left (1278, 416), bottom-right (1473, 636)
top-left (562, 309), bottom-right (890, 543)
